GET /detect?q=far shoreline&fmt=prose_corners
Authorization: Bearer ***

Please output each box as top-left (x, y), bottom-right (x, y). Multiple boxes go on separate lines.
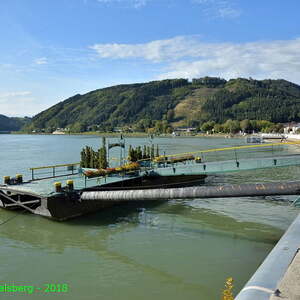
top-left (9, 131), bottom-right (244, 139)
top-left (8, 131), bottom-right (300, 143)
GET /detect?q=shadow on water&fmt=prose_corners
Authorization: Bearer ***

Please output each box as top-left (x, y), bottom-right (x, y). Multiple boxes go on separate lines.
top-left (54, 199), bottom-right (283, 246)
top-left (1, 135), bottom-right (299, 299)
top-left (0, 194), bottom-right (287, 300)
top-left (0, 197), bottom-right (283, 250)
top-left (65, 200), bottom-right (164, 226)
top-left (0, 203), bottom-right (214, 296)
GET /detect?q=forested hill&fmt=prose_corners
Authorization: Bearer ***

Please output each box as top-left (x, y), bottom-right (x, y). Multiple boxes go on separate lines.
top-left (0, 115), bottom-right (31, 132)
top-left (24, 77), bottom-right (300, 132)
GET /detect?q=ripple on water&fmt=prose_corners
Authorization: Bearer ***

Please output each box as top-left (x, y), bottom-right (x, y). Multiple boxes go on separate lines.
top-left (0, 135), bottom-right (299, 299)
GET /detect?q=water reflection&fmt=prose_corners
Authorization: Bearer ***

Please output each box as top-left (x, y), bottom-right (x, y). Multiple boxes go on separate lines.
top-left (0, 135), bottom-right (299, 300)
top-left (0, 199), bottom-right (283, 254)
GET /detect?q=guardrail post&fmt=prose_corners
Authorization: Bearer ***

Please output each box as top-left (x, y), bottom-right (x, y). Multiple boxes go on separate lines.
top-left (234, 149), bottom-right (240, 168)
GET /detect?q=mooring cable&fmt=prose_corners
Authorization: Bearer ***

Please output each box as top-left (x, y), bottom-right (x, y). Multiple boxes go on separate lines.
top-left (0, 209), bottom-right (26, 226)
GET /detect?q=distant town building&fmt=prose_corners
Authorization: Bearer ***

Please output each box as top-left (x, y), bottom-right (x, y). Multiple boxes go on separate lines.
top-left (283, 122), bottom-right (300, 134)
top-left (175, 127), bottom-right (197, 132)
top-left (52, 129), bottom-right (66, 135)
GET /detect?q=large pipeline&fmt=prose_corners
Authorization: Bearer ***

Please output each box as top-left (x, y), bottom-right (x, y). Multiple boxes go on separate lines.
top-left (81, 180), bottom-right (300, 201)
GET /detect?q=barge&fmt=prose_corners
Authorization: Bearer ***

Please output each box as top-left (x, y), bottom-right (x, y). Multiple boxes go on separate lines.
top-left (0, 162), bottom-right (207, 221)
top-left (2, 142), bottom-right (300, 221)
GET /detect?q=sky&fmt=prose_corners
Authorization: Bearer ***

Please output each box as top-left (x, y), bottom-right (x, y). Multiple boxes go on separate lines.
top-left (0, 0), bottom-right (300, 117)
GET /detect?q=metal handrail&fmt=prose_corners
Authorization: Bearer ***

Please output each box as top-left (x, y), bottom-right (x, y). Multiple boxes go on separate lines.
top-left (29, 163), bottom-right (80, 181)
top-left (29, 162), bottom-right (79, 171)
top-left (134, 142), bottom-right (295, 164)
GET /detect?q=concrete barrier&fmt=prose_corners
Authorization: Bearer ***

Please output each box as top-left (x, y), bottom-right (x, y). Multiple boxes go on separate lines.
top-left (235, 213), bottom-right (300, 300)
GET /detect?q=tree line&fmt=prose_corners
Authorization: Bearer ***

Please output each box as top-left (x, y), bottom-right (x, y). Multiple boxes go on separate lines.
top-left (200, 119), bottom-right (284, 134)
top-left (23, 77), bottom-right (300, 134)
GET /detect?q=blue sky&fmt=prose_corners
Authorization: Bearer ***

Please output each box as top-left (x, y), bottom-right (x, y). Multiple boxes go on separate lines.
top-left (0, 0), bottom-right (300, 116)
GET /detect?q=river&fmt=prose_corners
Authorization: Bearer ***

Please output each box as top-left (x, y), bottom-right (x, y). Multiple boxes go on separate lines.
top-left (0, 134), bottom-right (299, 299)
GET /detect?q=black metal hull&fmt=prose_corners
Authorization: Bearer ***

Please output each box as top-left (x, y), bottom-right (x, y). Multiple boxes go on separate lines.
top-left (0, 174), bottom-right (207, 221)
top-left (47, 174), bottom-right (207, 220)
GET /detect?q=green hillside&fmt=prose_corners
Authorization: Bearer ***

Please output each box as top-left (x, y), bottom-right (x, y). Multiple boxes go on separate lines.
top-left (0, 115), bottom-right (31, 132)
top-left (24, 77), bottom-right (300, 133)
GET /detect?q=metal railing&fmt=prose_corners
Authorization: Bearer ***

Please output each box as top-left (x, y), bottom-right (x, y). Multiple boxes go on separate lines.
top-left (235, 213), bottom-right (300, 300)
top-left (150, 142), bottom-right (293, 162)
top-left (27, 142), bottom-right (300, 181)
top-left (29, 163), bottom-right (80, 181)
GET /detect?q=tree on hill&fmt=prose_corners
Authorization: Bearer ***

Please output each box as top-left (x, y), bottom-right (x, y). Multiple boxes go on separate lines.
top-left (223, 119), bottom-right (240, 134)
top-left (201, 121), bottom-right (216, 133)
top-left (21, 77), bottom-right (300, 133)
top-left (240, 119), bottom-right (251, 133)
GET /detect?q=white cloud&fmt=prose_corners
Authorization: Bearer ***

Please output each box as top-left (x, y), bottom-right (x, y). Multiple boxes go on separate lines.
top-left (95, 0), bottom-right (241, 15)
top-left (0, 91), bottom-right (40, 116)
top-left (90, 36), bottom-right (300, 83)
top-left (97, 0), bottom-right (148, 8)
top-left (192, 0), bottom-right (241, 19)
top-left (0, 100), bottom-right (44, 117)
top-left (0, 91), bottom-right (31, 98)
top-left (158, 38), bottom-right (300, 82)
top-left (217, 6), bottom-right (241, 18)
top-left (34, 57), bottom-right (48, 65)
top-left (133, 0), bottom-right (147, 8)
top-left (90, 36), bottom-right (202, 62)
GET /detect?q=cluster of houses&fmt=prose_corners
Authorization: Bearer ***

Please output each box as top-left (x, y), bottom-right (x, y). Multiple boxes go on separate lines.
top-left (35, 122), bottom-right (300, 140)
top-left (282, 122), bottom-right (300, 140)
top-left (283, 122), bottom-right (300, 134)
top-left (50, 126), bottom-right (198, 135)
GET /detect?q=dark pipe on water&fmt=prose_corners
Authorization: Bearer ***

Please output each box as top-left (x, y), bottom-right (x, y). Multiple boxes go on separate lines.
top-left (81, 181), bottom-right (300, 201)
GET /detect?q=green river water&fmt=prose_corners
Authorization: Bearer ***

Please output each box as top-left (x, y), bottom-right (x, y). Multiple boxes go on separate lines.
top-left (0, 134), bottom-right (299, 299)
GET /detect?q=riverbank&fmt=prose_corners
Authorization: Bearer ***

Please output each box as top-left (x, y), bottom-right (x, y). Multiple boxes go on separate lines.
top-left (11, 131), bottom-right (149, 137)
top-left (13, 131), bottom-right (300, 140)
top-left (11, 131), bottom-right (241, 139)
